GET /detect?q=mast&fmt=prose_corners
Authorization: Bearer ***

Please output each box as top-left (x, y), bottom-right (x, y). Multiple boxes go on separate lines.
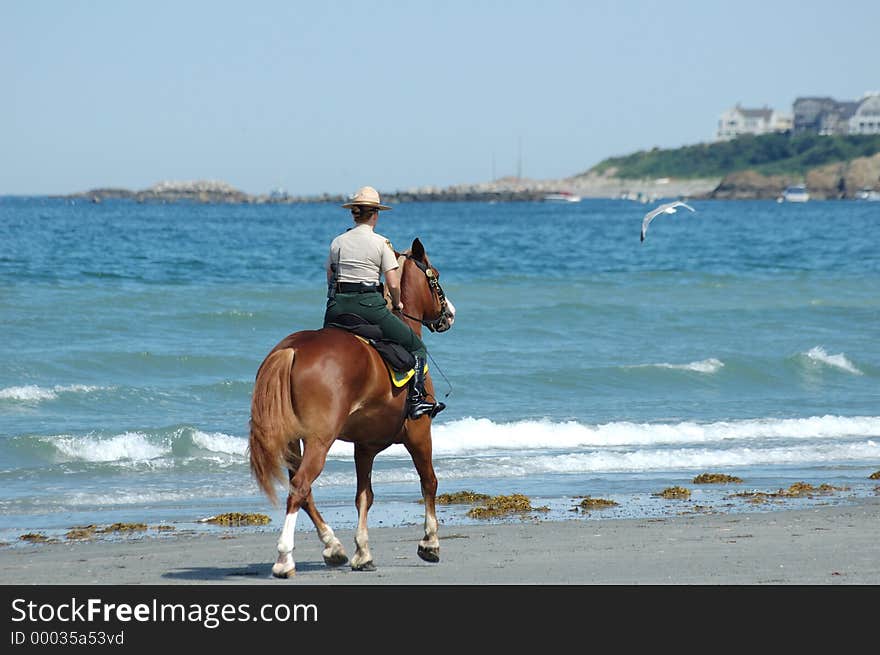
top-left (516, 136), bottom-right (522, 181)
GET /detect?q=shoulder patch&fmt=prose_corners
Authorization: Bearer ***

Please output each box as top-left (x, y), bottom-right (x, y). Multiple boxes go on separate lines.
top-left (385, 239), bottom-right (394, 249)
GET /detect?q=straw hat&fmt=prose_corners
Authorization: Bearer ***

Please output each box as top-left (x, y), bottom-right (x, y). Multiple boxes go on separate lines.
top-left (341, 185), bottom-right (392, 211)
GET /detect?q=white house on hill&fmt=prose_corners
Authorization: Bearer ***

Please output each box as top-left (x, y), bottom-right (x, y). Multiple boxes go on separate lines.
top-left (849, 92), bottom-right (880, 135)
top-left (716, 104), bottom-right (792, 141)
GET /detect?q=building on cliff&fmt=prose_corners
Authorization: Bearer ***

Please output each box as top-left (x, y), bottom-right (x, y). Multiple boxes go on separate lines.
top-left (792, 92), bottom-right (880, 135)
top-left (716, 104), bottom-right (791, 141)
top-left (848, 93), bottom-right (880, 135)
top-left (793, 96), bottom-right (858, 135)
top-left (718, 92), bottom-right (879, 140)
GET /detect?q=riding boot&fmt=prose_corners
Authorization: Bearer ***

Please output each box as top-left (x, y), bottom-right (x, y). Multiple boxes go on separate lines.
top-left (407, 355), bottom-right (445, 420)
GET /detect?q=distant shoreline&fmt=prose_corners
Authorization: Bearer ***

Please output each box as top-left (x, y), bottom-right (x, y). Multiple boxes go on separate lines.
top-left (49, 176), bottom-right (720, 204)
top-left (44, 171), bottom-right (878, 205)
top-left (49, 177), bottom-right (715, 205)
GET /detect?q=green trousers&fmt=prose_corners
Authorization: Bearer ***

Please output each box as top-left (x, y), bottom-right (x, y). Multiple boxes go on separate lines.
top-left (324, 291), bottom-right (427, 357)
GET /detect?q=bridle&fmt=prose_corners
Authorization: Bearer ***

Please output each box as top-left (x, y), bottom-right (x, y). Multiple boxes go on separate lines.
top-left (396, 254), bottom-right (453, 333)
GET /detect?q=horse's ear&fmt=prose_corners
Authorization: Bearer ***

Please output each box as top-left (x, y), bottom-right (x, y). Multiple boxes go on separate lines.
top-left (411, 238), bottom-right (425, 261)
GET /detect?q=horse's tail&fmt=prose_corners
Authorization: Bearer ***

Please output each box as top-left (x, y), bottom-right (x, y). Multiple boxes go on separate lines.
top-left (248, 347), bottom-right (297, 505)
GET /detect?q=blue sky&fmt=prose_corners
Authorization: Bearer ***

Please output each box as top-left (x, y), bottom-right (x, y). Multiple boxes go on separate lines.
top-left (3, 0), bottom-right (878, 196)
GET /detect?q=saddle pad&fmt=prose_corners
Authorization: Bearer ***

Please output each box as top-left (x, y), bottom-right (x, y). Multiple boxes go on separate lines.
top-left (353, 336), bottom-right (426, 387)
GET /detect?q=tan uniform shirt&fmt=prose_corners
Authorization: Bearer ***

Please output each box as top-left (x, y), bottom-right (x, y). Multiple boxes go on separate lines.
top-left (327, 223), bottom-right (398, 285)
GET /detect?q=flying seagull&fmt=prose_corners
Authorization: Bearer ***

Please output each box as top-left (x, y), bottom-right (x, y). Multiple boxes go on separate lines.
top-left (640, 200), bottom-right (696, 242)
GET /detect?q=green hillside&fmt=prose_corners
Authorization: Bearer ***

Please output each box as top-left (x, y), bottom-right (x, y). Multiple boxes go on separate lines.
top-left (587, 133), bottom-right (880, 179)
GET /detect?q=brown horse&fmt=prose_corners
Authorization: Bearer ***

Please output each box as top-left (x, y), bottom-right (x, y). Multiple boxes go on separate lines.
top-left (248, 238), bottom-right (455, 577)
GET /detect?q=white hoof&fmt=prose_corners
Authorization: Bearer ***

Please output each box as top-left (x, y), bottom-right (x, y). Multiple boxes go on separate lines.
top-left (322, 541), bottom-right (349, 567)
top-left (272, 561), bottom-right (296, 578)
top-left (273, 550), bottom-right (295, 578)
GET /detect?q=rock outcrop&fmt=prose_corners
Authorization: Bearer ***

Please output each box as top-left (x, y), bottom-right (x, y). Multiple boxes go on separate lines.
top-left (708, 153), bottom-right (880, 200)
top-left (60, 180), bottom-right (270, 204)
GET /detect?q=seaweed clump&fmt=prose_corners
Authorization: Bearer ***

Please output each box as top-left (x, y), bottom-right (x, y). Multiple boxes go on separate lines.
top-left (64, 523), bottom-right (154, 541)
top-left (19, 533), bottom-right (54, 543)
top-left (99, 522), bottom-right (147, 533)
top-left (692, 473), bottom-right (743, 484)
top-left (201, 512), bottom-right (271, 526)
top-left (576, 496), bottom-right (619, 512)
top-left (655, 486), bottom-right (692, 500)
top-left (434, 490), bottom-right (491, 505)
top-left (780, 482), bottom-right (846, 497)
top-left (466, 493), bottom-right (549, 519)
top-left (728, 481), bottom-right (849, 503)
top-left (65, 525), bottom-right (98, 541)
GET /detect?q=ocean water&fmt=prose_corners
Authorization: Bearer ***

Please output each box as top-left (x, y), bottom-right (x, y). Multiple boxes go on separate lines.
top-left (1, 196), bottom-right (879, 546)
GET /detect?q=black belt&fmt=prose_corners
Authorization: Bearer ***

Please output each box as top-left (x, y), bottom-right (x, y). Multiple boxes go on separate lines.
top-left (337, 282), bottom-right (382, 294)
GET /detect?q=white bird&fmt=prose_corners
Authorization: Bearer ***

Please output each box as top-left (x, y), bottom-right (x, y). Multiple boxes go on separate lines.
top-left (640, 200), bottom-right (696, 242)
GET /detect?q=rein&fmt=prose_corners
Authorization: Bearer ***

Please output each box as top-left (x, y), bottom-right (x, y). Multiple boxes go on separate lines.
top-left (395, 254), bottom-right (452, 333)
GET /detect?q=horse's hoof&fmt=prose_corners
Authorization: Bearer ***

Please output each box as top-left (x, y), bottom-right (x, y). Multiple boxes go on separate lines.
top-left (418, 545), bottom-right (440, 563)
top-left (323, 552), bottom-right (349, 567)
top-left (352, 560), bottom-right (376, 572)
top-left (271, 565), bottom-right (296, 579)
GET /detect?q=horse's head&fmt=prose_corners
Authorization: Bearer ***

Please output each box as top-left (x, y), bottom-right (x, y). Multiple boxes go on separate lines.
top-left (396, 238), bottom-right (455, 333)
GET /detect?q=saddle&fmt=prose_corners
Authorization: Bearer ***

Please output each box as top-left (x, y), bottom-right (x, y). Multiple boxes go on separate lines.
top-left (326, 314), bottom-right (419, 385)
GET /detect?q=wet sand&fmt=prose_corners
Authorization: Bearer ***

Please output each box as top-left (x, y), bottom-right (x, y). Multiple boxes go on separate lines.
top-left (1, 499), bottom-right (878, 585)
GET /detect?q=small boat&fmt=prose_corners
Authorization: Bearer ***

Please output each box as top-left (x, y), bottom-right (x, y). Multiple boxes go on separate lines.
top-left (543, 191), bottom-right (581, 203)
top-left (856, 188), bottom-right (880, 201)
top-left (778, 185), bottom-right (809, 203)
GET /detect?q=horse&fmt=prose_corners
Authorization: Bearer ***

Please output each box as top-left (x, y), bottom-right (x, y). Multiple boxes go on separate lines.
top-left (248, 238), bottom-right (455, 577)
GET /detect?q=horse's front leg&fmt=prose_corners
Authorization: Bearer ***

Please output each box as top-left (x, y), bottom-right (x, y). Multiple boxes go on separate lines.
top-left (404, 424), bottom-right (440, 563)
top-left (351, 443), bottom-right (384, 571)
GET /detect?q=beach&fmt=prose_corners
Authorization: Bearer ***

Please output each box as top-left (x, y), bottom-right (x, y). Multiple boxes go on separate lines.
top-left (2, 499), bottom-right (877, 585)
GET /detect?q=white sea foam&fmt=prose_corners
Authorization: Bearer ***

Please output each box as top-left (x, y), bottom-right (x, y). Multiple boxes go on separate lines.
top-left (58, 480), bottom-right (257, 507)
top-left (447, 414), bottom-right (880, 451)
top-left (430, 440), bottom-right (880, 478)
top-left (0, 385), bottom-right (56, 401)
top-left (627, 358), bottom-right (724, 374)
top-left (804, 346), bottom-right (862, 375)
top-left (0, 384), bottom-right (107, 402)
top-left (29, 428), bottom-right (249, 464)
top-left (191, 430), bottom-right (248, 456)
top-left (64, 489), bottom-right (195, 506)
top-left (26, 416), bottom-right (880, 472)
top-left (322, 415), bottom-right (880, 460)
top-left (323, 417), bottom-right (619, 458)
top-left (48, 432), bottom-right (167, 462)
top-left (654, 358), bottom-right (724, 373)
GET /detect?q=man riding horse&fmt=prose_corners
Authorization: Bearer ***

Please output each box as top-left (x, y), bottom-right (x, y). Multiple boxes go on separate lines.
top-left (324, 186), bottom-right (445, 420)
top-left (249, 193), bottom-right (454, 576)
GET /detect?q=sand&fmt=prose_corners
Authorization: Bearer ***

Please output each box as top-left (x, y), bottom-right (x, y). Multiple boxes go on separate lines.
top-left (1, 498), bottom-right (878, 585)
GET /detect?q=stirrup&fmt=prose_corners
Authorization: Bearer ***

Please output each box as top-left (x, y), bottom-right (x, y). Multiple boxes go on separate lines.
top-left (408, 399), bottom-right (445, 420)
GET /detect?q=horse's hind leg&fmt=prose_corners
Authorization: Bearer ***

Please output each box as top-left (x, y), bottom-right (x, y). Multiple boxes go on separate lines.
top-left (271, 440), bottom-right (331, 578)
top-left (351, 443), bottom-right (385, 571)
top-left (272, 492), bottom-right (300, 578)
top-left (299, 483), bottom-right (348, 567)
top-left (404, 427), bottom-right (440, 563)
